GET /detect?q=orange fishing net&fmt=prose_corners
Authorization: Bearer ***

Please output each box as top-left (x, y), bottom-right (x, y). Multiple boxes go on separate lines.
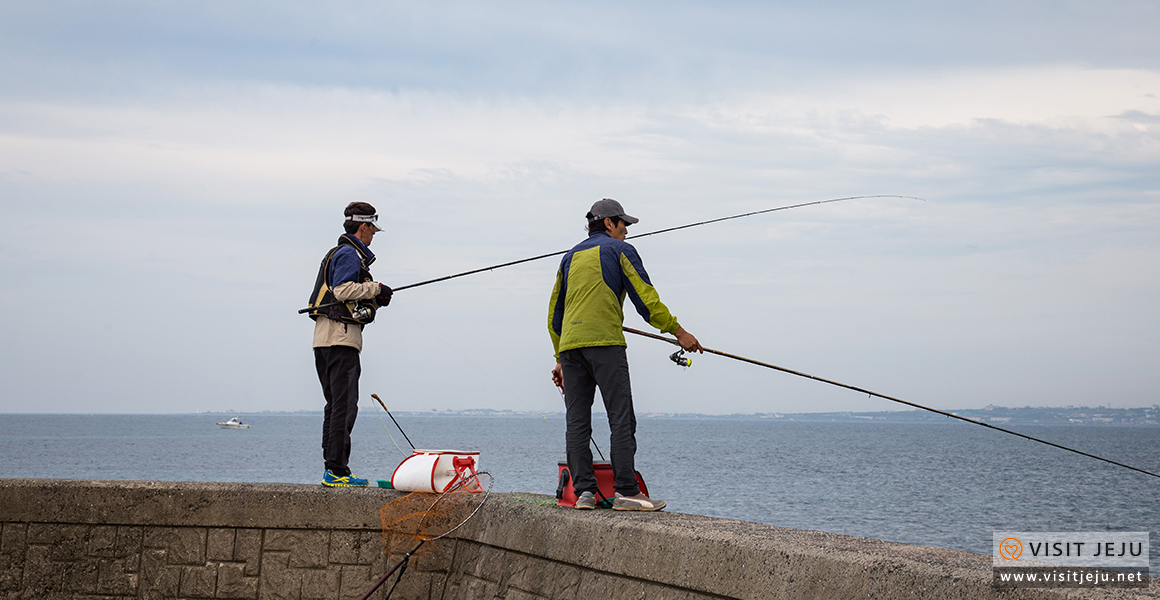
top-left (380, 472), bottom-right (493, 561)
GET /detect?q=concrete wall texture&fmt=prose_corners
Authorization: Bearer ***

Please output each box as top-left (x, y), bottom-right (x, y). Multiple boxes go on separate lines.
top-left (0, 479), bottom-right (1155, 600)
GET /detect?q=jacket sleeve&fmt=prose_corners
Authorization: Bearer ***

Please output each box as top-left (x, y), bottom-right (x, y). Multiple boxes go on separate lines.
top-left (333, 281), bottom-right (380, 301)
top-left (547, 267), bottom-right (566, 360)
top-left (618, 247), bottom-right (680, 334)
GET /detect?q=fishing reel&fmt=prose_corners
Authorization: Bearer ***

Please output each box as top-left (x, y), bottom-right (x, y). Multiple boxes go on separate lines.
top-left (669, 349), bottom-right (692, 368)
top-left (349, 303), bottom-right (375, 322)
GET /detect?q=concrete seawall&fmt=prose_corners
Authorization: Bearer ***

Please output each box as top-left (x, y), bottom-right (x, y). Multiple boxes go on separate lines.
top-left (0, 479), bottom-right (1154, 599)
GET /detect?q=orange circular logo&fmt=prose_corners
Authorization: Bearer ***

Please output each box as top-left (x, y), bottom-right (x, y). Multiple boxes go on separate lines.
top-left (999, 537), bottom-right (1023, 560)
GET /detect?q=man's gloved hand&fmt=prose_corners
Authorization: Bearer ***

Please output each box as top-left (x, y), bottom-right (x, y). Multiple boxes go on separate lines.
top-left (376, 284), bottom-right (393, 307)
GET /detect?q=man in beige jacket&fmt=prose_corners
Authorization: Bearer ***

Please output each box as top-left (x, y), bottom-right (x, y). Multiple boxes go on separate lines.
top-left (306, 202), bottom-right (393, 487)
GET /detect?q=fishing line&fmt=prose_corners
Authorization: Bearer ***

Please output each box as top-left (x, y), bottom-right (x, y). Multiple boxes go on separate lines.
top-left (624, 327), bottom-right (1160, 480)
top-left (299, 194), bottom-right (922, 314)
top-left (556, 386), bottom-right (606, 460)
top-left (371, 393), bottom-right (415, 454)
top-left (371, 400), bottom-right (410, 458)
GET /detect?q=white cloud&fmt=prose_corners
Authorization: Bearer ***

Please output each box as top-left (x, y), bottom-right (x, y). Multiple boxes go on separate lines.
top-left (705, 67), bottom-right (1160, 130)
top-left (1, 3), bottom-right (1158, 414)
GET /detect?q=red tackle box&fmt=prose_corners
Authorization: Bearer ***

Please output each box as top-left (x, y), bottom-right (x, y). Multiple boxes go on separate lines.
top-left (556, 461), bottom-right (649, 507)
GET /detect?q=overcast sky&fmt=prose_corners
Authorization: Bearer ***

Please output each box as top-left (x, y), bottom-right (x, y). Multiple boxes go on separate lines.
top-left (1, 1), bottom-right (1157, 415)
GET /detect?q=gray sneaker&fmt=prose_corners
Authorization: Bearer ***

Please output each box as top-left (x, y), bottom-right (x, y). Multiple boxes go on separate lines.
top-left (612, 492), bottom-right (666, 512)
top-left (574, 491), bottom-right (598, 510)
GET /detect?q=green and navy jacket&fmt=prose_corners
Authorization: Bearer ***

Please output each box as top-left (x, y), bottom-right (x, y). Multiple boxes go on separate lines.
top-left (548, 232), bottom-right (680, 359)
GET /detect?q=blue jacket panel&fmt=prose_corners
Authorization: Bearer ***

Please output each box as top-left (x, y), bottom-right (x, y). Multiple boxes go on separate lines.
top-left (329, 235), bottom-right (375, 288)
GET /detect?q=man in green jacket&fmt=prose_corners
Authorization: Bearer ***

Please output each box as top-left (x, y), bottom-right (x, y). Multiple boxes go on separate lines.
top-left (549, 199), bottom-right (701, 511)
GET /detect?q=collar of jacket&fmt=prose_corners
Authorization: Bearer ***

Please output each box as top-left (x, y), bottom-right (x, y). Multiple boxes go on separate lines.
top-left (337, 233), bottom-right (376, 267)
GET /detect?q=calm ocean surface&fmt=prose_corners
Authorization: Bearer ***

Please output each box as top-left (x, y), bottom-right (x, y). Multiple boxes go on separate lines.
top-left (2, 414), bottom-right (1157, 570)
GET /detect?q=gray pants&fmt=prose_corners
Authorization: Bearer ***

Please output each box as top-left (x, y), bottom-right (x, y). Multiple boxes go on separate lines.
top-left (560, 345), bottom-right (641, 497)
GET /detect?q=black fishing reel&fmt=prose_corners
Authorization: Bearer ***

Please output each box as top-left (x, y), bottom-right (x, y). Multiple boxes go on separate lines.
top-left (669, 349), bottom-right (692, 368)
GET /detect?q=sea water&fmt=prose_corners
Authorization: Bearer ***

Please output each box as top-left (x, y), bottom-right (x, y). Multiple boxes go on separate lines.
top-left (1, 413), bottom-right (1157, 570)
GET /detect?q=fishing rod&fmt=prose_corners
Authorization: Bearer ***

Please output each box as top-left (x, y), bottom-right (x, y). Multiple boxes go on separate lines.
top-left (371, 394), bottom-right (416, 451)
top-left (554, 386), bottom-right (606, 460)
top-left (624, 327), bottom-right (1160, 480)
top-left (298, 194), bottom-right (922, 313)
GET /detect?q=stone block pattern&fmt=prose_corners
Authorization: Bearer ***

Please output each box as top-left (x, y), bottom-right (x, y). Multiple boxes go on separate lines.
top-left (7, 480), bottom-right (1149, 600)
top-left (0, 522), bottom-right (399, 600)
top-left (1, 520), bottom-right (745, 600)
top-left (438, 541), bottom-right (725, 600)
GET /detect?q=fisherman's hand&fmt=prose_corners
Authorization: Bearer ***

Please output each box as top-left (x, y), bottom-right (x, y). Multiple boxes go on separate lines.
top-left (674, 326), bottom-right (702, 353)
top-left (551, 363), bottom-right (564, 392)
top-left (376, 284), bottom-right (393, 307)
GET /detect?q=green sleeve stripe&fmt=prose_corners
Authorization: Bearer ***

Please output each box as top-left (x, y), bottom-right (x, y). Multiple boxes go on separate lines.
top-left (548, 268), bottom-right (564, 358)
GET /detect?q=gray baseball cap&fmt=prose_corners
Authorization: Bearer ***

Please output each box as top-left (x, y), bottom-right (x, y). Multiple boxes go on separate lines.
top-left (587, 198), bottom-right (639, 225)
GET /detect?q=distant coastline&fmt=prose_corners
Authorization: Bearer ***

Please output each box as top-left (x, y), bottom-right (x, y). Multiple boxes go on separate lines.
top-left (188, 404), bottom-right (1159, 425)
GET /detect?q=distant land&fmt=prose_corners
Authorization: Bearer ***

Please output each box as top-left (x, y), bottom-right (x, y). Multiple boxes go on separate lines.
top-left (206, 404), bottom-right (1160, 425)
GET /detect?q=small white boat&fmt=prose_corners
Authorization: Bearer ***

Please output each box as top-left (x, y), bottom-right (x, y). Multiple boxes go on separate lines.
top-left (216, 417), bottom-right (250, 429)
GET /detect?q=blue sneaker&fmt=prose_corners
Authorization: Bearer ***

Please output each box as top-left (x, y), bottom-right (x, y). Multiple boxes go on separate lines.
top-left (322, 470), bottom-right (369, 487)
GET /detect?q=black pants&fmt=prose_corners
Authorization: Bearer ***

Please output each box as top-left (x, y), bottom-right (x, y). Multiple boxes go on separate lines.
top-left (560, 345), bottom-right (640, 497)
top-left (314, 345), bottom-right (361, 476)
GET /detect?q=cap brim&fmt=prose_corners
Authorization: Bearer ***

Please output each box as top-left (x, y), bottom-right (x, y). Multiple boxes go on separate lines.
top-left (621, 214), bottom-right (639, 225)
top-left (371, 223), bottom-right (383, 232)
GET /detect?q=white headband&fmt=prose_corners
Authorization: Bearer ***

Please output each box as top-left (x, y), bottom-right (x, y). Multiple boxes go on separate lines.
top-left (345, 214), bottom-right (378, 223)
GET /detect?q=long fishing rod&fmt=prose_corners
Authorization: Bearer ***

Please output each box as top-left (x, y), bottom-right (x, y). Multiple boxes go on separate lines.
top-left (298, 194), bottom-right (921, 313)
top-left (624, 327), bottom-right (1160, 480)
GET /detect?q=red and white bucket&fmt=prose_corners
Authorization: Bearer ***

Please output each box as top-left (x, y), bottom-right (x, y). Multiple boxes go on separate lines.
top-left (391, 449), bottom-right (481, 493)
